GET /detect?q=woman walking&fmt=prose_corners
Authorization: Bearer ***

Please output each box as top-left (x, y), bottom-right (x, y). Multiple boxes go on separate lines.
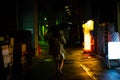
top-left (47, 29), bottom-right (66, 76)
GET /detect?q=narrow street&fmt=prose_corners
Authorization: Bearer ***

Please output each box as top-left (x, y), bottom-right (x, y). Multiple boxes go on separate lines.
top-left (31, 47), bottom-right (93, 80)
top-left (30, 46), bottom-right (120, 80)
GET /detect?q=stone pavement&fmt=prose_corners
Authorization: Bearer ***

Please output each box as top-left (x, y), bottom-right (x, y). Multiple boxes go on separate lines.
top-left (30, 46), bottom-right (120, 80)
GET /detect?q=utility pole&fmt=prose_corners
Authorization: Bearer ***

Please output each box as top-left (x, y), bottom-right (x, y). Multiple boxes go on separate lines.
top-left (34, 0), bottom-right (39, 56)
top-left (117, 2), bottom-right (120, 32)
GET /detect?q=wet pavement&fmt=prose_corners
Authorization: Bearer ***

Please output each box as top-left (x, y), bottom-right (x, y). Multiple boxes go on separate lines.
top-left (29, 46), bottom-right (120, 80)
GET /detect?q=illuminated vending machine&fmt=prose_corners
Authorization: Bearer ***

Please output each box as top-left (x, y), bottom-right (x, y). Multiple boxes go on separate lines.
top-left (82, 20), bottom-right (94, 53)
top-left (107, 23), bottom-right (120, 68)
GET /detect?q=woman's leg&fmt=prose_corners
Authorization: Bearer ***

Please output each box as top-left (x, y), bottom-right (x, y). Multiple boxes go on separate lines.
top-left (54, 59), bottom-right (59, 70)
top-left (59, 53), bottom-right (65, 72)
top-left (59, 59), bottom-right (64, 72)
top-left (54, 55), bottom-right (64, 75)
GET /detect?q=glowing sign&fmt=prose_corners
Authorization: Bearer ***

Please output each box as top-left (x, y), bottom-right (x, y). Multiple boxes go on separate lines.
top-left (108, 42), bottom-right (120, 59)
top-left (82, 20), bottom-right (94, 52)
top-left (84, 33), bottom-right (91, 51)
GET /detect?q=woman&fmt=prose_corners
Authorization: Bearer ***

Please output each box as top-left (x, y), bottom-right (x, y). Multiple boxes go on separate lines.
top-left (48, 29), bottom-right (66, 76)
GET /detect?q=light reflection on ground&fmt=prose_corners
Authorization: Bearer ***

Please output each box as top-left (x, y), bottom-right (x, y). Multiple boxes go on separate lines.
top-left (44, 58), bottom-right (53, 61)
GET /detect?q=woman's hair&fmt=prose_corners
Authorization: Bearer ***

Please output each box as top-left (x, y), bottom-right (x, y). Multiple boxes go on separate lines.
top-left (52, 29), bottom-right (63, 38)
top-left (59, 30), bottom-right (64, 35)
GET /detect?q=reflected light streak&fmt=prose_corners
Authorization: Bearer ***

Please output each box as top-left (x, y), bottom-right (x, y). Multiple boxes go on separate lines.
top-left (80, 64), bottom-right (97, 80)
top-left (44, 59), bottom-right (53, 62)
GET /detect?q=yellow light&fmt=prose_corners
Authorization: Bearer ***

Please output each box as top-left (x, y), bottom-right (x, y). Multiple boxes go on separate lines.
top-left (66, 9), bottom-right (69, 12)
top-left (82, 20), bottom-right (94, 52)
top-left (44, 17), bottom-right (47, 20)
top-left (67, 11), bottom-right (70, 14)
top-left (84, 23), bottom-right (89, 33)
top-left (65, 6), bottom-right (69, 9)
top-left (82, 24), bottom-right (85, 29)
top-left (46, 24), bottom-right (48, 27)
top-left (86, 20), bottom-right (94, 30)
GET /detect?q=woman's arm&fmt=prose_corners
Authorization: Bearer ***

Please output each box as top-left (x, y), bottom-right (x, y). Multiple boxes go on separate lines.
top-left (62, 36), bottom-right (66, 44)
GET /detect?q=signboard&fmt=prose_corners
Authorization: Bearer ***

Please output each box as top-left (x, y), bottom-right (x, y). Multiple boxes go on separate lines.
top-left (22, 44), bottom-right (26, 55)
top-left (1, 45), bottom-right (12, 68)
top-left (108, 42), bottom-right (120, 59)
top-left (1, 45), bottom-right (9, 56)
